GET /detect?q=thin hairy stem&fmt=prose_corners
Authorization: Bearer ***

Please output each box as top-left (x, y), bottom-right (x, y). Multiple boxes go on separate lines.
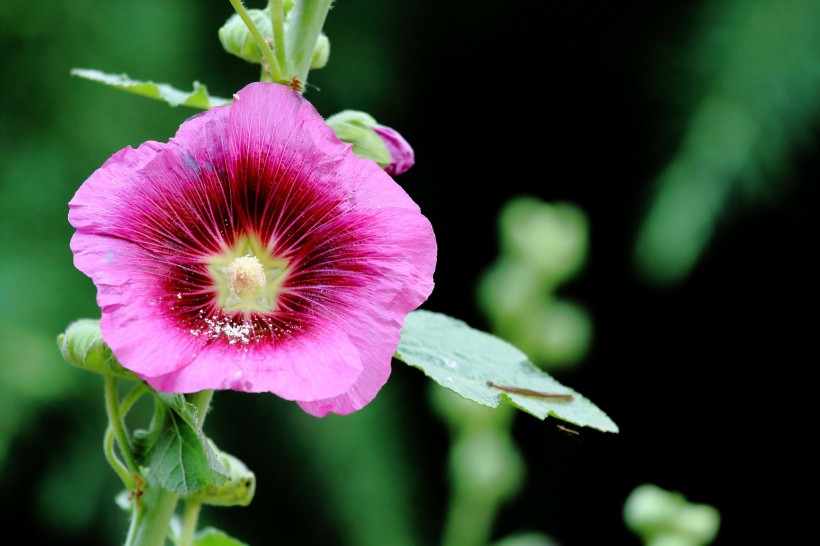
top-left (228, 0), bottom-right (282, 81)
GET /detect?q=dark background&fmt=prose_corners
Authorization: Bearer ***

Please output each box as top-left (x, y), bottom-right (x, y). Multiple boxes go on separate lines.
top-left (1, 1), bottom-right (815, 545)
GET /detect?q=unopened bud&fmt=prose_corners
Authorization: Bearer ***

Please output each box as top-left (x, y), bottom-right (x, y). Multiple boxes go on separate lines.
top-left (311, 33), bottom-right (330, 69)
top-left (325, 110), bottom-right (414, 175)
top-left (218, 10), bottom-right (273, 64)
top-left (326, 110), bottom-right (391, 168)
top-left (57, 319), bottom-right (138, 381)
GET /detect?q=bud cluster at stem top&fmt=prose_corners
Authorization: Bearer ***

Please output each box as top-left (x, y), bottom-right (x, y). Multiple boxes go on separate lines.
top-left (219, 0), bottom-right (330, 89)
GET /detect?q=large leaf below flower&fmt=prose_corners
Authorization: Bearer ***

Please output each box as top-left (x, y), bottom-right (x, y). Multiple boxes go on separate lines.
top-left (70, 68), bottom-right (231, 109)
top-left (396, 310), bottom-right (618, 433)
top-left (134, 394), bottom-right (228, 495)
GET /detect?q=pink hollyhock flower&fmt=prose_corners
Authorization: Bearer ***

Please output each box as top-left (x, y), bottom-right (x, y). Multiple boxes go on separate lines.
top-left (68, 82), bottom-right (436, 417)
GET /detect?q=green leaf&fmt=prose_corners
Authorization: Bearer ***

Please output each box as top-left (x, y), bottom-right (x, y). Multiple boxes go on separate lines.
top-left (155, 392), bottom-right (208, 430)
top-left (396, 310), bottom-right (618, 433)
top-left (193, 528), bottom-right (249, 546)
top-left (70, 68), bottom-right (232, 109)
top-left (134, 394), bottom-right (228, 495)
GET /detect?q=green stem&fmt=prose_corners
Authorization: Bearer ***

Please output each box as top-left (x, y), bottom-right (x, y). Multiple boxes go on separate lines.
top-left (104, 425), bottom-right (135, 489)
top-left (439, 404), bottom-right (519, 546)
top-left (105, 383), bottom-right (149, 490)
top-left (178, 499), bottom-right (203, 546)
top-left (120, 382), bottom-right (150, 416)
top-left (124, 502), bottom-right (142, 546)
top-left (440, 495), bottom-right (497, 546)
top-left (229, 0), bottom-right (282, 82)
top-left (104, 376), bottom-right (140, 477)
top-left (271, 0), bottom-right (288, 77)
top-left (284, 0), bottom-right (333, 91)
top-left (126, 487), bottom-right (180, 546)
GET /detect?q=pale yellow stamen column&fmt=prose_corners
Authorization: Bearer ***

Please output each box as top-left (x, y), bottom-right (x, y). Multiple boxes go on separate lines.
top-left (226, 255), bottom-right (267, 295)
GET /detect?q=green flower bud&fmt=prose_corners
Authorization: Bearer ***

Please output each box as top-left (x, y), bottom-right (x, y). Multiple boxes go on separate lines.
top-left (187, 445), bottom-right (256, 507)
top-left (624, 484), bottom-right (720, 546)
top-left (624, 483), bottom-right (680, 533)
top-left (325, 110), bottom-right (392, 168)
top-left (498, 197), bottom-right (588, 283)
top-left (675, 505), bottom-right (721, 545)
top-left (218, 10), bottom-right (273, 64)
top-left (57, 319), bottom-right (139, 381)
top-left (311, 33), bottom-right (330, 69)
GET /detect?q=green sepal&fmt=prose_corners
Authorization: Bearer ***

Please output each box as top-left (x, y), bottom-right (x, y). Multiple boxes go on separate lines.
top-left (325, 110), bottom-right (391, 168)
top-left (57, 318), bottom-right (139, 381)
top-left (185, 442), bottom-right (256, 507)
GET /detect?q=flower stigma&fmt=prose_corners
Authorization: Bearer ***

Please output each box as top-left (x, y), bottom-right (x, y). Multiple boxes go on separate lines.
top-left (208, 235), bottom-right (290, 314)
top-left (226, 255), bottom-right (266, 295)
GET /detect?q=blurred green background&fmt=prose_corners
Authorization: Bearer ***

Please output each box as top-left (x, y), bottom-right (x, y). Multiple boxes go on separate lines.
top-left (1, 1), bottom-right (817, 545)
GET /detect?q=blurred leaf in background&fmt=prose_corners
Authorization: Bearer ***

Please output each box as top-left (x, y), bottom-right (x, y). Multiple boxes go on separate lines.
top-left (633, 0), bottom-right (820, 285)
